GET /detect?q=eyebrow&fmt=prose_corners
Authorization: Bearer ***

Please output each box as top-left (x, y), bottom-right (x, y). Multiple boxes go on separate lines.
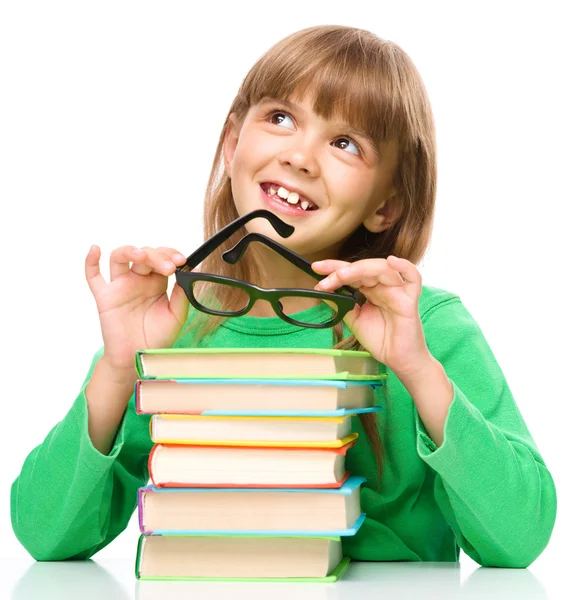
top-left (256, 97), bottom-right (380, 159)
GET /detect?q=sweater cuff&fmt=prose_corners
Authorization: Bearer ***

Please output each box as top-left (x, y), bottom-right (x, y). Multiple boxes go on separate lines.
top-left (72, 379), bottom-right (129, 465)
top-left (415, 379), bottom-right (473, 463)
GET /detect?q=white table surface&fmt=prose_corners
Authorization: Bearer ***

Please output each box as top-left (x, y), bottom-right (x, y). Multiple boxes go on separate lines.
top-left (0, 555), bottom-right (576, 599)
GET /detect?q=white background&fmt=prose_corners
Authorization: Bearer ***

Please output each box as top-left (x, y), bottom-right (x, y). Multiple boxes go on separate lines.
top-left (0, 0), bottom-right (580, 594)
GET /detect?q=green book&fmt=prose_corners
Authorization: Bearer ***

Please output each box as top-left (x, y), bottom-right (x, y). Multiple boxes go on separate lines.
top-left (135, 347), bottom-right (386, 381)
top-left (135, 534), bottom-right (350, 582)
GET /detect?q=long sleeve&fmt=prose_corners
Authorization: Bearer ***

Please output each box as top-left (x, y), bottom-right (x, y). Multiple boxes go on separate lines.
top-left (10, 348), bottom-right (152, 561)
top-left (415, 297), bottom-right (557, 567)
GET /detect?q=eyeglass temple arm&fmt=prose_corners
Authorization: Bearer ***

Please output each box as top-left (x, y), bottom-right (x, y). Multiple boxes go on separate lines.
top-left (180, 209), bottom-right (295, 271)
top-left (222, 232), bottom-right (316, 277)
top-left (222, 232), bottom-right (361, 298)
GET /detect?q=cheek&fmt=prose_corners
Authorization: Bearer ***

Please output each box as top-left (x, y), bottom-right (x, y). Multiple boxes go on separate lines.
top-left (330, 170), bottom-right (376, 210)
top-left (231, 133), bottom-right (274, 173)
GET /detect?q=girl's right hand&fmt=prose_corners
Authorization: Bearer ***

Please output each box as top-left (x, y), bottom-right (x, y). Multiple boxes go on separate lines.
top-left (85, 245), bottom-right (193, 374)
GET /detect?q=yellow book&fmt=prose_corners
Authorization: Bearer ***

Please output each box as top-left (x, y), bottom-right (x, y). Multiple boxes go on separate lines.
top-left (149, 414), bottom-right (358, 448)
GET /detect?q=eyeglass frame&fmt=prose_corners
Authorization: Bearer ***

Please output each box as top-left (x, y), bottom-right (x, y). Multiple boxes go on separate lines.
top-left (175, 208), bottom-right (366, 329)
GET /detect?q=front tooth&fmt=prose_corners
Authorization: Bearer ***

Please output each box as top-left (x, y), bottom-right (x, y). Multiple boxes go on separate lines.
top-left (287, 192), bottom-right (300, 204)
top-left (277, 186), bottom-right (289, 199)
top-left (300, 200), bottom-right (310, 210)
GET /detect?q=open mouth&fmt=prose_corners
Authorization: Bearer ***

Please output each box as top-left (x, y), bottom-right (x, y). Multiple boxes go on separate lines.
top-left (260, 182), bottom-right (318, 212)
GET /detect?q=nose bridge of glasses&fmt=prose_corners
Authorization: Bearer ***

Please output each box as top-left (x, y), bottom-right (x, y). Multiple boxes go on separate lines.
top-left (223, 233), bottom-right (364, 305)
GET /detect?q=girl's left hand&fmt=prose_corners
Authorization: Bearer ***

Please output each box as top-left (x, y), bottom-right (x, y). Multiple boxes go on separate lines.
top-left (312, 255), bottom-right (432, 379)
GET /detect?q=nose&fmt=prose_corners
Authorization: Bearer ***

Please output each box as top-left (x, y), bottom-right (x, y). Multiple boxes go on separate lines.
top-left (278, 134), bottom-right (320, 177)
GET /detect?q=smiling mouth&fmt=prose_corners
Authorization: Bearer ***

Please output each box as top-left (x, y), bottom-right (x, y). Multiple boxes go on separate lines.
top-left (260, 183), bottom-right (318, 211)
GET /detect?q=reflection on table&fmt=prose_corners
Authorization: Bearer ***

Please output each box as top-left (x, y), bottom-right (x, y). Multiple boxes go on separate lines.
top-left (11, 558), bottom-right (548, 600)
top-left (12, 560), bottom-right (129, 600)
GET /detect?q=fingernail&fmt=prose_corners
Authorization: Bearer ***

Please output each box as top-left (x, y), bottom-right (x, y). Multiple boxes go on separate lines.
top-left (318, 279), bottom-right (330, 289)
top-left (172, 253), bottom-right (185, 262)
top-left (163, 260), bottom-right (174, 270)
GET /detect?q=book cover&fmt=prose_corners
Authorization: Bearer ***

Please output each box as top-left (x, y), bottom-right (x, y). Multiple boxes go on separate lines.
top-left (135, 377), bottom-right (384, 416)
top-left (149, 414), bottom-right (359, 447)
top-left (148, 441), bottom-right (355, 489)
top-left (135, 347), bottom-right (386, 380)
top-left (135, 534), bottom-right (350, 582)
top-left (138, 475), bottom-right (366, 536)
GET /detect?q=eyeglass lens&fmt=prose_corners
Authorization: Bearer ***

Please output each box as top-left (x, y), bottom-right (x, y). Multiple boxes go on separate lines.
top-left (191, 280), bottom-right (340, 326)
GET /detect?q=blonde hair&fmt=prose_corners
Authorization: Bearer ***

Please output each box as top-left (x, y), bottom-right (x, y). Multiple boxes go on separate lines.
top-left (183, 25), bottom-right (437, 479)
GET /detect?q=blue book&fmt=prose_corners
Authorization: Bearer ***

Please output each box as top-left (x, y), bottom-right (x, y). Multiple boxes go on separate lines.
top-left (138, 475), bottom-right (366, 536)
top-left (136, 377), bottom-right (384, 416)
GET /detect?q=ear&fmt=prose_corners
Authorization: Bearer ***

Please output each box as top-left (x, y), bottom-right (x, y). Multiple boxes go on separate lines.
top-left (223, 113), bottom-right (241, 179)
top-left (363, 189), bottom-right (402, 233)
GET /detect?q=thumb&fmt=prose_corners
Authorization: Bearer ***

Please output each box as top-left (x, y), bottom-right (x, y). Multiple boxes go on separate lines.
top-left (341, 305), bottom-right (358, 332)
top-left (169, 265), bottom-right (202, 323)
top-left (319, 295), bottom-right (359, 332)
top-left (169, 280), bottom-right (190, 326)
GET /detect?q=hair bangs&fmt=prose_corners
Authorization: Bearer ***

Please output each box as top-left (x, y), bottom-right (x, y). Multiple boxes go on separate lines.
top-left (239, 31), bottom-right (407, 151)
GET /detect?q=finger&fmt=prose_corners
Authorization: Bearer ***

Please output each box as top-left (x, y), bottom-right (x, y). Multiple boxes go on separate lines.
top-left (157, 247), bottom-right (187, 266)
top-left (311, 259), bottom-right (356, 290)
top-left (310, 259), bottom-right (351, 273)
top-left (128, 248), bottom-right (153, 276)
top-left (109, 245), bottom-right (140, 280)
top-left (130, 246), bottom-right (183, 277)
top-left (316, 259), bottom-right (402, 292)
top-left (387, 255), bottom-right (422, 286)
top-left (85, 245), bottom-right (107, 296)
top-left (134, 246), bottom-right (187, 276)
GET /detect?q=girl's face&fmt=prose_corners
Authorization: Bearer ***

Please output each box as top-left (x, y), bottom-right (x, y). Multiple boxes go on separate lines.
top-left (223, 92), bottom-right (401, 261)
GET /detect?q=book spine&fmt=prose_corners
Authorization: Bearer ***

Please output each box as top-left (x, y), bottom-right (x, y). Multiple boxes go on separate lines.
top-left (134, 381), bottom-right (139, 412)
top-left (134, 534), bottom-right (145, 579)
top-left (134, 352), bottom-right (143, 378)
top-left (148, 445), bottom-right (159, 487)
top-left (150, 471), bottom-right (350, 489)
top-left (149, 434), bottom-right (358, 449)
top-left (151, 441), bottom-right (354, 453)
top-left (137, 488), bottom-right (146, 534)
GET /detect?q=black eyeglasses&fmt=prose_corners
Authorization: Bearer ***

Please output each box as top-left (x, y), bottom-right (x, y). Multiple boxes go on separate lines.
top-left (175, 209), bottom-right (366, 329)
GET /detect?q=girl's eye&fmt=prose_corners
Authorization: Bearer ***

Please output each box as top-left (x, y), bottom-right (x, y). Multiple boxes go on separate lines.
top-left (334, 137), bottom-right (361, 156)
top-left (268, 111), bottom-right (294, 130)
top-left (267, 109), bottom-right (362, 157)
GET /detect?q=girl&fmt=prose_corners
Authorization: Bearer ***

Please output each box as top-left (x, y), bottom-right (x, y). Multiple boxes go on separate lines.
top-left (11, 25), bottom-right (556, 567)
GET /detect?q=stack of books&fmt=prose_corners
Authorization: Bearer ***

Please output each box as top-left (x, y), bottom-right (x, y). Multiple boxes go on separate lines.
top-left (132, 347), bottom-right (386, 582)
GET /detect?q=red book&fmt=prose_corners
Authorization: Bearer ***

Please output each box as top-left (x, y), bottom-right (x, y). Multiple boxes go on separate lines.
top-left (148, 441), bottom-right (355, 488)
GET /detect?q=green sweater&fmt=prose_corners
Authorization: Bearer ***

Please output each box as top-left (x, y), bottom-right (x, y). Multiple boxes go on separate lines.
top-left (11, 286), bottom-right (556, 567)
